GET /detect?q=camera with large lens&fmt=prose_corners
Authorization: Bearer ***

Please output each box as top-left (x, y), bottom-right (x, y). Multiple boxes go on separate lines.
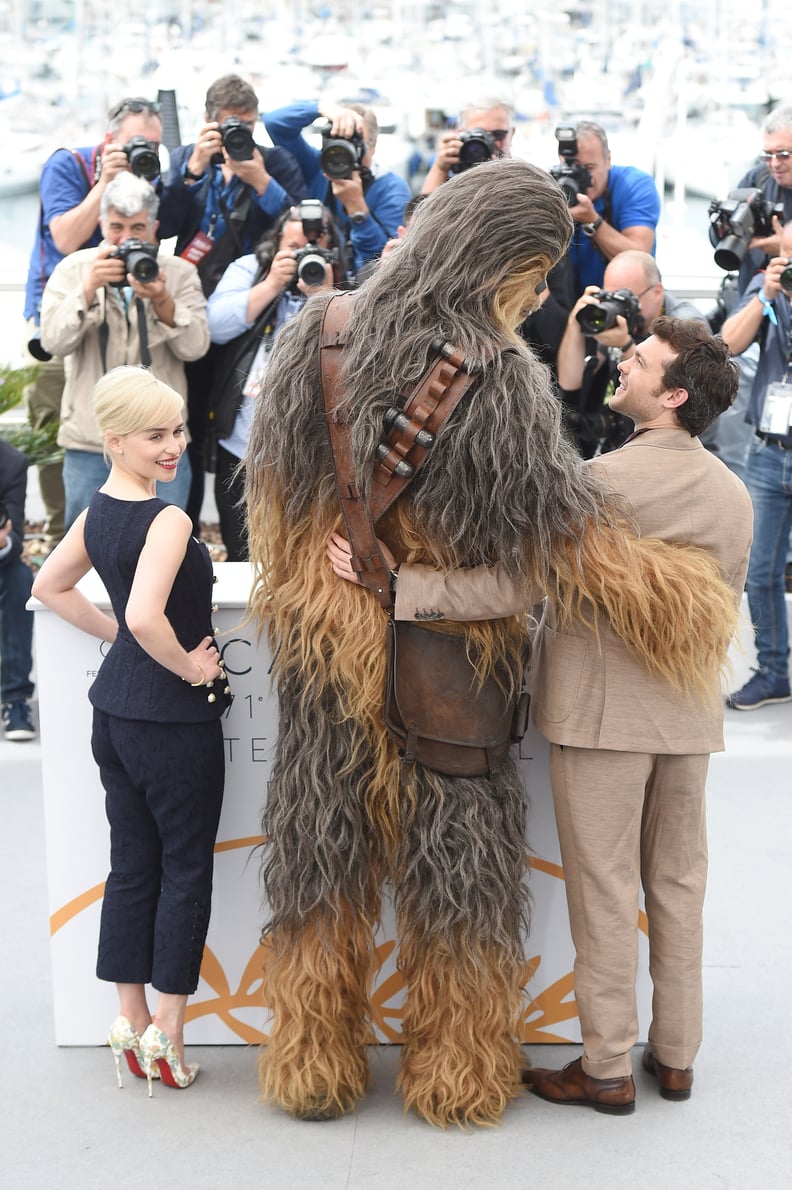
top-left (576, 288), bottom-right (642, 337)
top-left (122, 137), bottom-right (161, 182)
top-left (708, 187), bottom-right (785, 271)
top-left (291, 199), bottom-right (338, 289)
top-left (780, 261), bottom-right (792, 293)
top-left (218, 117), bottom-right (256, 162)
top-left (319, 123), bottom-right (366, 180)
top-left (109, 238), bottom-right (160, 285)
top-left (450, 128), bottom-right (496, 174)
top-left (550, 126), bottom-right (593, 206)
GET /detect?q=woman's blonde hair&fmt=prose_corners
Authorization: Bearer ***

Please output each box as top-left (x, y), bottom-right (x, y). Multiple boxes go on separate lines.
top-left (93, 366), bottom-right (185, 460)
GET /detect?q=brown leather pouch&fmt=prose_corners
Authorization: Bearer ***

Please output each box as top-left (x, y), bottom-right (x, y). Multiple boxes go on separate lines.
top-left (384, 619), bottom-right (529, 777)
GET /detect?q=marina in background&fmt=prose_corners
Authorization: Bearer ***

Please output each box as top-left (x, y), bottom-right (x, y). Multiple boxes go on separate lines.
top-left (2, 0), bottom-right (789, 363)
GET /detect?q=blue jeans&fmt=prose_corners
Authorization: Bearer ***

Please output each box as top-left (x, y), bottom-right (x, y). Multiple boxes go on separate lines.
top-left (0, 556), bottom-right (34, 703)
top-left (63, 449), bottom-right (193, 531)
top-left (744, 437), bottom-right (792, 682)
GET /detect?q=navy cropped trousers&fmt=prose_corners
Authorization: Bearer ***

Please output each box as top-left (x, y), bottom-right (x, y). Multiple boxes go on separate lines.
top-left (91, 710), bottom-right (225, 994)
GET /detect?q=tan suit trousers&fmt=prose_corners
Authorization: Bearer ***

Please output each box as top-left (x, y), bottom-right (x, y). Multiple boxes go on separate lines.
top-left (549, 744), bottom-right (709, 1079)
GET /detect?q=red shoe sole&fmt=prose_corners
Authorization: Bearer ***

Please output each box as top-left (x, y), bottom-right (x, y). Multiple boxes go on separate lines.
top-left (123, 1048), bottom-right (147, 1080)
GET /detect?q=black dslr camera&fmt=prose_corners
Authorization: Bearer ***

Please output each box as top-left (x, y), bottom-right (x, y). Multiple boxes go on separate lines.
top-left (291, 200), bottom-right (338, 289)
top-left (109, 239), bottom-right (160, 285)
top-left (708, 188), bottom-right (785, 271)
top-left (450, 128), bottom-right (496, 174)
top-left (319, 123), bottom-right (366, 180)
top-left (122, 137), bottom-right (161, 182)
top-left (550, 126), bottom-right (593, 206)
top-left (218, 117), bottom-right (256, 162)
top-left (576, 288), bottom-right (642, 337)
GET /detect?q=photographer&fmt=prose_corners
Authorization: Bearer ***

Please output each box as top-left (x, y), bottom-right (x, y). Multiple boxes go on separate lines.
top-left (733, 104), bottom-right (792, 294)
top-left (23, 96), bottom-right (168, 544)
top-left (557, 250), bottom-right (707, 456)
top-left (205, 203), bottom-right (343, 560)
top-left (164, 74), bottom-right (306, 531)
top-left (264, 97), bottom-right (411, 277)
top-left (421, 96), bottom-right (574, 377)
top-left (166, 75), bottom-right (306, 295)
top-left (721, 220), bottom-right (792, 710)
top-left (39, 173), bottom-right (209, 529)
top-left (559, 121), bottom-right (660, 292)
top-left (420, 97), bottom-right (514, 193)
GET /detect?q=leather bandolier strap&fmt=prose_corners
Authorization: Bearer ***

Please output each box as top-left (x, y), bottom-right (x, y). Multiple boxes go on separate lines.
top-left (320, 292), bottom-right (480, 610)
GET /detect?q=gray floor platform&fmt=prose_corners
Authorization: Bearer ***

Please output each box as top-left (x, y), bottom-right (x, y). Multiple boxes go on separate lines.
top-left (2, 701), bottom-right (790, 1190)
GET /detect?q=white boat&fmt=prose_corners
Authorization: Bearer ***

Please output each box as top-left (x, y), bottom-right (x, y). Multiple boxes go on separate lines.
top-left (0, 130), bottom-right (50, 197)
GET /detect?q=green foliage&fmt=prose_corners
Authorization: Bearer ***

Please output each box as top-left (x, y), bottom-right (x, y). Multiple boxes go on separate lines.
top-left (0, 364), bottom-right (40, 417)
top-left (0, 364), bottom-right (63, 467)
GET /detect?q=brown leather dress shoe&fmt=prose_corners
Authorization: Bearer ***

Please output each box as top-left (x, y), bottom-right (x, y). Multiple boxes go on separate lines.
top-left (642, 1045), bottom-right (693, 1101)
top-left (521, 1057), bottom-right (635, 1115)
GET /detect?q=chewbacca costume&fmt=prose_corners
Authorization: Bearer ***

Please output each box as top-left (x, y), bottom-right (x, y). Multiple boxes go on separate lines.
top-left (245, 160), bottom-right (739, 1127)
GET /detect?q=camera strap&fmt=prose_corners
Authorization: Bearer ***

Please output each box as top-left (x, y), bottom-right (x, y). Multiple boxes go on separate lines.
top-left (98, 292), bottom-right (151, 374)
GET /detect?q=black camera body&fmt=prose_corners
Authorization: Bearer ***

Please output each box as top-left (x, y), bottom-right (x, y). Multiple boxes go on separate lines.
top-left (450, 128), bottom-right (497, 174)
top-left (218, 117), bottom-right (256, 162)
top-left (291, 199), bottom-right (337, 288)
top-left (576, 288), bottom-right (642, 337)
top-left (293, 245), bottom-right (337, 287)
top-left (319, 123), bottom-right (366, 180)
top-left (708, 187), bottom-right (785, 271)
top-left (781, 262), bottom-right (792, 293)
top-left (122, 137), bottom-right (161, 182)
top-left (109, 239), bottom-right (160, 285)
top-left (550, 126), bottom-right (593, 206)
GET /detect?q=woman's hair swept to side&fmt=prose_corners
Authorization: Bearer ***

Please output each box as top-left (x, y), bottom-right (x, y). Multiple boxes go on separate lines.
top-left (93, 366), bottom-right (185, 458)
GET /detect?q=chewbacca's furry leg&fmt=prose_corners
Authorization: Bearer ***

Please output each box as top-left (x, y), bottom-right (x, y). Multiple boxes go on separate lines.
top-left (258, 674), bottom-right (384, 1120)
top-left (260, 904), bottom-right (374, 1120)
top-left (396, 760), bottom-right (528, 1127)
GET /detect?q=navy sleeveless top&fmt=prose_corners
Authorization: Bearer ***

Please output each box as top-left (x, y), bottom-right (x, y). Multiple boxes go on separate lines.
top-left (84, 492), bottom-right (231, 723)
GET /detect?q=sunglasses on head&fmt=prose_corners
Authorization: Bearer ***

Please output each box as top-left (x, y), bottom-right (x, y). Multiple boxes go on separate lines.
top-left (109, 98), bottom-right (161, 121)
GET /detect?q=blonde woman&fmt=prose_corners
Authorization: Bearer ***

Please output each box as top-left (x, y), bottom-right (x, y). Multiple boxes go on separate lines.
top-left (33, 366), bottom-right (230, 1093)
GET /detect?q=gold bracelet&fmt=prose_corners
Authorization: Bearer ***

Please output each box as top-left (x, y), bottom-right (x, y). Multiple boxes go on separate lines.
top-left (189, 665), bottom-right (205, 687)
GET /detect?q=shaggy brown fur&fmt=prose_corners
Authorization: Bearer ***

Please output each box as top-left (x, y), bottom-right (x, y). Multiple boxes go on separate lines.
top-left (245, 158), bottom-right (734, 1128)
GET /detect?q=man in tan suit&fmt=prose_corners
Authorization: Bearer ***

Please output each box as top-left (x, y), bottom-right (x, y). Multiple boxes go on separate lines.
top-left (328, 317), bottom-right (753, 1114)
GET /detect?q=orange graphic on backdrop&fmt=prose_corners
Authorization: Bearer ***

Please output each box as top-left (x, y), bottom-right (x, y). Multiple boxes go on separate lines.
top-left (51, 839), bottom-right (648, 1043)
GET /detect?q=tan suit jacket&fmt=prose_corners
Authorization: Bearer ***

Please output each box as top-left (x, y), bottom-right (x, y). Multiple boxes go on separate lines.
top-left (395, 428), bottom-right (754, 755)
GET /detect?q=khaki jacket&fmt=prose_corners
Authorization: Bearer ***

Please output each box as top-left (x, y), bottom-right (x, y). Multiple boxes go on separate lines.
top-left (40, 248), bottom-right (209, 453)
top-left (395, 429), bottom-right (754, 755)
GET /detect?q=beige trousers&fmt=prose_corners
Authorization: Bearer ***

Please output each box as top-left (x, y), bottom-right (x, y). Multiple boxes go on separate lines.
top-left (549, 743), bottom-right (710, 1079)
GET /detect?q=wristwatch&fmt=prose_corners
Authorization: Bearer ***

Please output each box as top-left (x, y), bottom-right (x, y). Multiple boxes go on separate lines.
top-left (183, 165), bottom-right (204, 182)
top-left (581, 215), bottom-right (603, 238)
top-left (348, 210), bottom-right (369, 225)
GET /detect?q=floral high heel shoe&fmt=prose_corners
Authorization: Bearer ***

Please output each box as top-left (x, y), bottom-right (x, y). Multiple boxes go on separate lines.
top-left (139, 1023), bottom-right (200, 1097)
top-left (107, 1016), bottom-right (151, 1087)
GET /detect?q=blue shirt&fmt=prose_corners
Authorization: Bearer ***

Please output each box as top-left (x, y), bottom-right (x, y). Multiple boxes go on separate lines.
top-left (568, 163), bottom-right (661, 291)
top-left (737, 274), bottom-right (792, 445)
top-left (264, 101), bottom-right (411, 273)
top-left (24, 146), bottom-right (99, 323)
top-left (207, 253), bottom-right (305, 459)
top-left (165, 142), bottom-right (306, 258)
